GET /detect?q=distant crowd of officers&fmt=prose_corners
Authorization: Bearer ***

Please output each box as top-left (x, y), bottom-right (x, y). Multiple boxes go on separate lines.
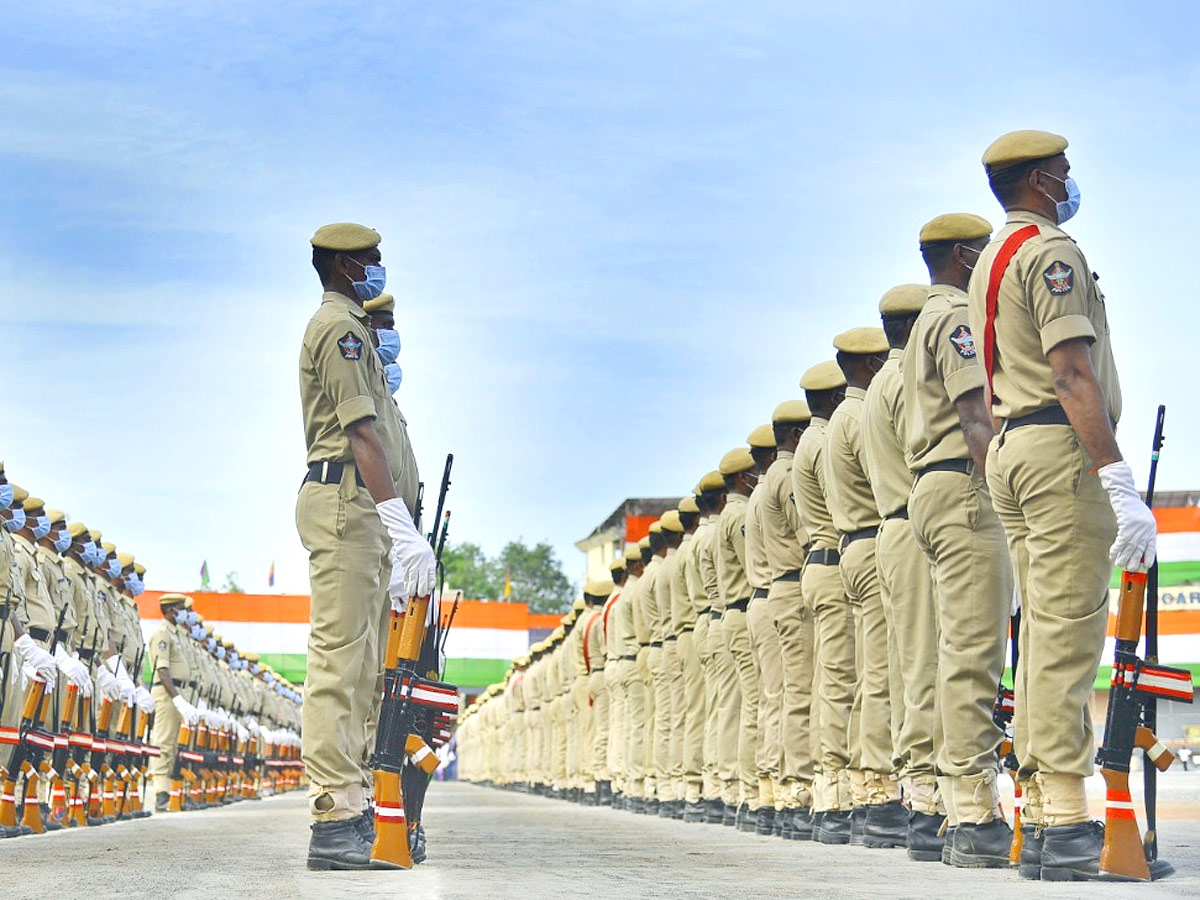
top-left (457, 130), bottom-right (1153, 883)
top-left (0, 460), bottom-right (304, 839)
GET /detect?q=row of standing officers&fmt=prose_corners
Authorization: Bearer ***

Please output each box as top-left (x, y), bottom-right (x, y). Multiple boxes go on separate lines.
top-left (457, 128), bottom-right (1157, 883)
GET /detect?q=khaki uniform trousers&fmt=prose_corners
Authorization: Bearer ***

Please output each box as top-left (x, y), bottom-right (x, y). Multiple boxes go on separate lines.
top-left (645, 644), bottom-right (666, 799)
top-left (572, 675), bottom-right (592, 790)
top-left (625, 648), bottom-right (650, 797)
top-left (708, 614), bottom-right (741, 807)
top-left (910, 468), bottom-right (1011, 825)
top-left (589, 669), bottom-right (609, 783)
top-left (149, 685), bottom-right (182, 795)
top-left (553, 694), bottom-right (569, 788)
top-left (747, 594), bottom-right (783, 808)
top-left (987, 425), bottom-right (1113, 827)
top-left (297, 479), bottom-right (389, 822)
top-left (0, 625), bottom-right (22, 774)
top-left (876, 515), bottom-right (941, 814)
top-left (722, 606), bottom-right (759, 809)
top-left (804, 558), bottom-right (854, 810)
top-left (768, 577), bottom-right (815, 809)
top-left (678, 629), bottom-right (705, 804)
top-left (605, 659), bottom-right (628, 791)
top-left (694, 612), bottom-right (720, 801)
top-left (661, 639), bottom-right (684, 802)
top-left (840, 537), bottom-right (899, 804)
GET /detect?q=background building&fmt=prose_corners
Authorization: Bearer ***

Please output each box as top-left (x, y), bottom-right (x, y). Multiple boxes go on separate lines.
top-left (574, 497), bottom-right (682, 582)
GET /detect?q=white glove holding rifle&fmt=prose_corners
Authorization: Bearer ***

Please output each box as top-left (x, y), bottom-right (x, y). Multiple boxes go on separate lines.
top-left (172, 694), bottom-right (200, 726)
top-left (54, 646), bottom-right (93, 697)
top-left (95, 664), bottom-right (121, 702)
top-left (14, 634), bottom-right (57, 692)
top-left (135, 685), bottom-right (153, 714)
top-left (1098, 460), bottom-right (1158, 572)
top-left (377, 498), bottom-right (436, 609)
top-left (107, 654), bottom-right (137, 706)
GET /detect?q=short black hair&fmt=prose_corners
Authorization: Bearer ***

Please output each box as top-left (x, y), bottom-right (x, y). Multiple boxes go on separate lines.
top-left (679, 510), bottom-right (699, 531)
top-left (312, 247), bottom-right (337, 282)
top-left (772, 422), bottom-right (802, 445)
top-left (697, 491), bottom-right (720, 512)
top-left (988, 158), bottom-right (1041, 207)
top-left (881, 313), bottom-right (918, 348)
top-left (649, 530), bottom-right (665, 552)
top-left (919, 240), bottom-right (956, 275)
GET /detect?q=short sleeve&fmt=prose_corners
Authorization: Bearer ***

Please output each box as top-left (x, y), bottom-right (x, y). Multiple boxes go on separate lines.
top-left (309, 320), bottom-right (377, 429)
top-left (1024, 242), bottom-right (1097, 355)
top-left (933, 309), bottom-right (986, 403)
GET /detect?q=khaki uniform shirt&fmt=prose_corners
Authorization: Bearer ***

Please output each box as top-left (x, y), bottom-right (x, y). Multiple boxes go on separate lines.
top-left (825, 386), bottom-right (882, 534)
top-left (13, 536), bottom-right (54, 635)
top-left (716, 493), bottom-right (751, 606)
top-left (149, 620), bottom-right (191, 685)
top-left (615, 572), bottom-right (641, 657)
top-left (862, 349), bottom-right (912, 517)
top-left (603, 588), bottom-right (624, 663)
top-left (584, 608), bottom-right (606, 672)
top-left (651, 550), bottom-right (676, 641)
top-left (36, 546), bottom-right (76, 639)
top-left (762, 450), bottom-right (808, 574)
top-left (633, 558), bottom-right (660, 645)
top-left (966, 210), bottom-right (1121, 423)
top-left (683, 519), bottom-right (716, 615)
top-left (0, 530), bottom-right (26, 616)
top-left (669, 534), bottom-right (694, 633)
top-left (298, 291), bottom-right (420, 510)
top-left (697, 517), bottom-right (723, 611)
top-left (567, 619), bottom-right (587, 680)
top-left (904, 285), bottom-right (984, 469)
top-left (62, 558), bottom-right (96, 648)
top-left (792, 417), bottom-right (838, 551)
top-left (744, 482), bottom-right (772, 588)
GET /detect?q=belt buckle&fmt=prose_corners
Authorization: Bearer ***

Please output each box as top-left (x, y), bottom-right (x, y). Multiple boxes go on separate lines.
top-left (321, 461), bottom-right (332, 483)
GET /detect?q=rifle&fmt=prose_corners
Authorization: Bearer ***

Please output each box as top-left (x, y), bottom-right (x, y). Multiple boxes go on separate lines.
top-left (369, 453), bottom-right (458, 869)
top-left (1097, 405), bottom-right (1195, 881)
top-left (170, 677), bottom-right (205, 812)
top-left (68, 623), bottom-right (102, 827)
top-left (996, 608), bottom-right (1021, 864)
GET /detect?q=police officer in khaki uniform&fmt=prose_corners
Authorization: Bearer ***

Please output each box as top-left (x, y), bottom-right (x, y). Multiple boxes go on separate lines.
top-left (692, 471), bottom-right (729, 823)
top-left (826, 328), bottom-right (905, 848)
top-left (905, 212), bottom-right (1013, 866)
top-left (582, 577), bottom-right (614, 803)
top-left (297, 223), bottom-right (434, 870)
top-left (655, 511), bottom-right (685, 816)
top-left (609, 547), bottom-right (642, 807)
top-left (792, 360), bottom-right (852, 841)
top-left (968, 131), bottom-right (1155, 880)
top-left (672, 497), bottom-right (706, 822)
top-left (763, 401), bottom-right (817, 839)
top-left (862, 283), bottom-right (945, 860)
top-left (148, 594), bottom-right (199, 810)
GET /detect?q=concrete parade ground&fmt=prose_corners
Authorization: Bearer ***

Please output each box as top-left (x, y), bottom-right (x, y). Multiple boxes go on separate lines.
top-left (2, 778), bottom-right (1200, 900)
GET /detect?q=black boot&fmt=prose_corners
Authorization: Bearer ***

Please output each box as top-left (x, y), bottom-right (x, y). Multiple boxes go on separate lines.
top-left (354, 807), bottom-right (376, 845)
top-left (816, 809), bottom-right (852, 845)
top-left (1040, 821), bottom-right (1105, 882)
top-left (155, 792), bottom-right (170, 813)
top-left (723, 802), bottom-right (737, 827)
top-left (941, 826), bottom-right (955, 865)
top-left (682, 800), bottom-right (705, 823)
top-left (658, 798), bottom-right (674, 818)
top-left (410, 823), bottom-right (427, 865)
top-left (863, 800), bottom-right (908, 849)
top-left (773, 809), bottom-right (784, 838)
top-left (950, 819), bottom-right (1013, 869)
top-left (791, 807), bottom-right (815, 841)
top-left (1018, 823), bottom-right (1042, 879)
top-left (809, 811), bottom-right (824, 841)
top-left (627, 796), bottom-right (643, 814)
top-left (704, 798), bottom-right (724, 824)
top-left (597, 781), bottom-right (613, 806)
top-left (906, 811), bottom-right (946, 862)
top-left (307, 819), bottom-right (373, 871)
top-left (849, 805), bottom-right (866, 845)
top-left (778, 808), bottom-right (794, 840)
top-left (755, 806), bottom-right (776, 836)
top-left (643, 798), bottom-right (659, 816)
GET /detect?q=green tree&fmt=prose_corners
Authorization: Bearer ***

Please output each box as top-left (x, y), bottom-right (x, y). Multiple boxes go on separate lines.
top-left (496, 540), bottom-right (575, 614)
top-left (442, 541), bottom-right (501, 599)
top-left (221, 570), bottom-right (245, 594)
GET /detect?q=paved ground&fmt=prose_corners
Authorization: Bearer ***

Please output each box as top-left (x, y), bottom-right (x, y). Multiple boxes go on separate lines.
top-left (2, 779), bottom-right (1199, 899)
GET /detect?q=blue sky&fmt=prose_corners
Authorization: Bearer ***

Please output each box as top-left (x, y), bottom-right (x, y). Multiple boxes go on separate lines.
top-left (3, 1), bottom-right (1198, 595)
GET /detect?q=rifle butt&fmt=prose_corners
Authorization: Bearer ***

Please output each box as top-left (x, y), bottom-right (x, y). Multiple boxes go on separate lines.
top-left (370, 769), bottom-right (413, 869)
top-left (1134, 726), bottom-right (1174, 773)
top-left (20, 767), bottom-right (43, 833)
top-left (1099, 768), bottom-right (1150, 881)
top-left (1008, 775), bottom-right (1023, 865)
top-left (0, 771), bottom-right (17, 827)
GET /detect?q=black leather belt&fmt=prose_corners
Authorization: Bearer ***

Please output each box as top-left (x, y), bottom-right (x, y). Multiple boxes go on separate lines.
top-left (915, 458), bottom-right (971, 479)
top-left (840, 526), bottom-right (878, 546)
top-left (697, 607), bottom-right (711, 617)
top-left (29, 628), bottom-right (49, 642)
top-left (621, 654), bottom-right (637, 662)
top-left (304, 461), bottom-right (366, 488)
top-left (726, 597), bottom-right (750, 612)
top-left (883, 506), bottom-right (909, 521)
top-left (751, 587), bottom-right (768, 600)
top-left (78, 649), bottom-right (95, 662)
top-left (774, 569), bottom-right (801, 582)
top-left (664, 635), bottom-right (678, 643)
top-left (1006, 404), bottom-right (1070, 430)
top-left (679, 625), bottom-right (694, 633)
top-left (649, 640), bottom-right (663, 648)
top-left (806, 548), bottom-right (840, 567)
top-left (708, 610), bottom-right (721, 620)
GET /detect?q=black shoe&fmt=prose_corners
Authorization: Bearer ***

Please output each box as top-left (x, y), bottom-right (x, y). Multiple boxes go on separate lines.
top-left (863, 800), bottom-right (907, 849)
top-left (723, 803), bottom-right (737, 827)
top-left (704, 799), bottom-right (724, 825)
top-left (643, 798), bottom-right (659, 816)
top-left (307, 819), bottom-right (373, 871)
top-left (155, 791), bottom-right (169, 812)
top-left (86, 816), bottom-right (105, 827)
top-left (672, 800), bottom-right (685, 820)
top-left (410, 823), bottom-right (427, 865)
top-left (354, 807), bottom-right (376, 845)
top-left (777, 808), bottom-right (794, 840)
top-left (816, 809), bottom-right (852, 844)
top-left (773, 810), bottom-right (784, 838)
top-left (683, 801), bottom-right (706, 824)
top-left (906, 811), bottom-right (946, 862)
top-left (941, 826), bottom-right (955, 865)
top-left (756, 806), bottom-right (776, 836)
top-left (1018, 823), bottom-right (1042, 879)
top-left (132, 809), bottom-right (152, 818)
top-left (849, 805), bottom-right (866, 845)
top-left (597, 781), bottom-right (613, 806)
top-left (950, 819), bottom-right (1013, 869)
top-left (1040, 821), bottom-right (1105, 882)
top-left (658, 798), bottom-right (674, 818)
top-left (791, 807), bottom-right (815, 841)
top-left (0, 826), bottom-right (19, 839)
top-left (809, 811), bottom-right (824, 841)
top-left (735, 802), bottom-right (756, 832)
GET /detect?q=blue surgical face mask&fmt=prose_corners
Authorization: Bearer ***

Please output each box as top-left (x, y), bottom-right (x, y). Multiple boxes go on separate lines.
top-left (107, 558), bottom-right (122, 577)
top-left (52, 529), bottom-right (71, 553)
top-left (1039, 172), bottom-right (1080, 225)
top-left (375, 328), bottom-right (400, 365)
top-left (79, 540), bottom-right (97, 565)
top-left (0, 484), bottom-right (13, 510)
top-left (4, 507), bottom-right (26, 533)
top-left (216, 646), bottom-right (226, 661)
top-left (190, 624), bottom-right (205, 641)
top-left (205, 636), bottom-right (216, 651)
top-left (31, 514), bottom-right (51, 541)
top-left (347, 257), bottom-right (386, 302)
top-left (385, 362), bottom-right (403, 393)
top-left (250, 663), bottom-right (261, 675)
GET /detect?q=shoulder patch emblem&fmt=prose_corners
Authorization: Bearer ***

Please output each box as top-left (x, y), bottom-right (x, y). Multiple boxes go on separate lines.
top-left (1043, 261), bottom-right (1074, 295)
top-left (158, 640), bottom-right (168, 651)
top-left (949, 324), bottom-right (976, 359)
top-left (337, 331), bottom-right (363, 360)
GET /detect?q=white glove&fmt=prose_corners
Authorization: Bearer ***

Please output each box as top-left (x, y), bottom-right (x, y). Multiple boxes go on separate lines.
top-left (95, 665), bottom-right (121, 702)
top-left (107, 655), bottom-right (137, 706)
top-left (135, 686), bottom-right (154, 714)
top-left (237, 724), bottom-right (250, 744)
top-left (172, 694), bottom-right (200, 726)
top-left (15, 634), bottom-right (57, 692)
top-left (377, 498), bottom-right (436, 602)
top-left (53, 647), bottom-right (93, 697)
top-left (1098, 460), bottom-right (1158, 572)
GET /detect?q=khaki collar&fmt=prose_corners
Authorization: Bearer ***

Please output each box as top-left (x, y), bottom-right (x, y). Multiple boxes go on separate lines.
top-left (321, 291), bottom-right (369, 322)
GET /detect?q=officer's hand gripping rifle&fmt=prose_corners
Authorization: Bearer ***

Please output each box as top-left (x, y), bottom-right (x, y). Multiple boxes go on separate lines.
top-left (1097, 405), bottom-right (1195, 881)
top-left (369, 454), bottom-right (456, 869)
